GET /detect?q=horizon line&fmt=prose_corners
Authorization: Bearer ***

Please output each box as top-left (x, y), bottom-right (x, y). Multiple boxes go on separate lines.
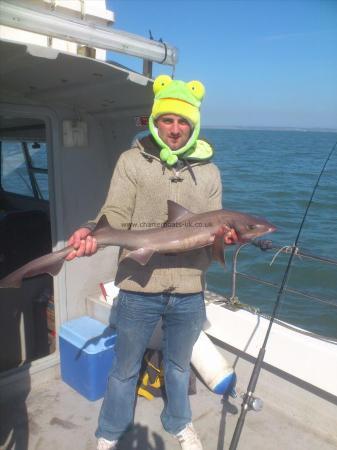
top-left (201, 125), bottom-right (337, 133)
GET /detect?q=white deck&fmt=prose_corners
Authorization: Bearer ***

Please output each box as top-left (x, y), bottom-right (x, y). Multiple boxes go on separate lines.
top-left (1, 291), bottom-right (336, 449)
top-left (1, 294), bottom-right (336, 449)
top-left (1, 354), bottom-right (336, 450)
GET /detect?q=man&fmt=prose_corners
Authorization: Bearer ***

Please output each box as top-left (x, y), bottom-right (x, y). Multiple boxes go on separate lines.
top-left (67, 75), bottom-right (237, 450)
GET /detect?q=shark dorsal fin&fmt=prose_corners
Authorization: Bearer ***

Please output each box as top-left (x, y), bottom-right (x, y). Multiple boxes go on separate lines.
top-left (94, 215), bottom-right (111, 233)
top-left (167, 200), bottom-right (193, 223)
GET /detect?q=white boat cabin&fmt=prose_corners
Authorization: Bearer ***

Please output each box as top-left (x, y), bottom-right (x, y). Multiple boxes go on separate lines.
top-left (0, 0), bottom-right (171, 390)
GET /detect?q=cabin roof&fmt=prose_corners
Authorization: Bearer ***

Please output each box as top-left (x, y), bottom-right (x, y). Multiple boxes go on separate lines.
top-left (0, 39), bottom-right (153, 114)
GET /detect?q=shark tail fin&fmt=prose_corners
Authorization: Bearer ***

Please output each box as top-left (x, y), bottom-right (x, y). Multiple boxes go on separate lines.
top-left (0, 272), bottom-right (23, 289)
top-left (0, 251), bottom-right (66, 289)
top-left (45, 258), bottom-right (65, 277)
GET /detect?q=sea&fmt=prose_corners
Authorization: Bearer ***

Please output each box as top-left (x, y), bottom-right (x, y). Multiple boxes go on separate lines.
top-left (3, 129), bottom-right (337, 339)
top-left (202, 129), bottom-right (337, 340)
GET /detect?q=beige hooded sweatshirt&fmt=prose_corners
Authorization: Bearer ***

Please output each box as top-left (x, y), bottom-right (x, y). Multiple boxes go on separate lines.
top-left (90, 135), bottom-right (222, 293)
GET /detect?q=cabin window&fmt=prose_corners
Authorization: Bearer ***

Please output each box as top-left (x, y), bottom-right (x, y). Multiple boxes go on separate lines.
top-left (0, 117), bottom-right (54, 373)
top-left (0, 140), bottom-right (49, 200)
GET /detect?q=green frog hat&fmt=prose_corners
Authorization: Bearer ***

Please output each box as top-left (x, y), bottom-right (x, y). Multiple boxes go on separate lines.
top-left (149, 75), bottom-right (213, 166)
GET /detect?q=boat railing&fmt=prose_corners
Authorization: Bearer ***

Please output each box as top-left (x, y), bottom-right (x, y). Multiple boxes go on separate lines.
top-left (228, 240), bottom-right (337, 310)
top-left (207, 240), bottom-right (337, 323)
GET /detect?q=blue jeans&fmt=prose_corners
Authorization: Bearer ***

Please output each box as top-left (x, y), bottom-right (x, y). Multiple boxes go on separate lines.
top-left (96, 290), bottom-right (206, 441)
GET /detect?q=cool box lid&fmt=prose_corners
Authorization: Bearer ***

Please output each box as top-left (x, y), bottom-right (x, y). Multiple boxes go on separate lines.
top-left (59, 316), bottom-right (116, 354)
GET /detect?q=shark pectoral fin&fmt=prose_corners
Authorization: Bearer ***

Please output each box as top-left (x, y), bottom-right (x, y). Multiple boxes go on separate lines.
top-left (212, 228), bottom-right (226, 266)
top-left (123, 248), bottom-right (155, 266)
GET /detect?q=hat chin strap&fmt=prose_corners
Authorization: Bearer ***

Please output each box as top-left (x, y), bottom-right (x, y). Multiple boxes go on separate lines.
top-left (149, 116), bottom-right (200, 166)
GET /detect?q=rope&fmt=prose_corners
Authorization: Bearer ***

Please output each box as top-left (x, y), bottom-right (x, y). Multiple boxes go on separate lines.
top-left (159, 39), bottom-right (168, 64)
top-left (269, 244), bottom-right (301, 266)
top-left (252, 240), bottom-right (337, 266)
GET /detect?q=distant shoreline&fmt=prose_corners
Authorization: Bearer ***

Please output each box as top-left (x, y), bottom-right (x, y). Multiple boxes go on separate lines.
top-left (202, 126), bottom-right (337, 133)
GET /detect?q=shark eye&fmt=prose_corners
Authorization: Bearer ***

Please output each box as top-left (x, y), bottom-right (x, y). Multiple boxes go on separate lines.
top-left (153, 75), bottom-right (172, 95)
top-left (247, 224), bottom-right (257, 230)
top-left (187, 80), bottom-right (205, 101)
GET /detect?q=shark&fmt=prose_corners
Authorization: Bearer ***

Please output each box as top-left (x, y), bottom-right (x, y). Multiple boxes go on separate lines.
top-left (0, 201), bottom-right (276, 288)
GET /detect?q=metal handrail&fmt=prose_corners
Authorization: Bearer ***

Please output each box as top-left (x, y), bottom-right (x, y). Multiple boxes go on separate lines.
top-left (230, 241), bottom-right (337, 309)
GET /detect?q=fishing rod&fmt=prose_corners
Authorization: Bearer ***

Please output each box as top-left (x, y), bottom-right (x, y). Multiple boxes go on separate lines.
top-left (228, 139), bottom-right (337, 450)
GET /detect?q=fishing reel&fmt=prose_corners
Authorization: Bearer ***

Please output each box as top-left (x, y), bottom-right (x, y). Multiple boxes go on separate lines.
top-left (240, 391), bottom-right (264, 412)
top-left (247, 395), bottom-right (264, 412)
top-left (230, 388), bottom-right (264, 412)
top-left (221, 387), bottom-right (263, 415)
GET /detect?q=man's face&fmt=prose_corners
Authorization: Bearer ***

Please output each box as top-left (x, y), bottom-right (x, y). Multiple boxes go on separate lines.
top-left (155, 114), bottom-right (192, 150)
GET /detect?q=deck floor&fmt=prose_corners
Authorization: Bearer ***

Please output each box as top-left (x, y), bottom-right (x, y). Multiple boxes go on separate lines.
top-left (1, 373), bottom-right (336, 450)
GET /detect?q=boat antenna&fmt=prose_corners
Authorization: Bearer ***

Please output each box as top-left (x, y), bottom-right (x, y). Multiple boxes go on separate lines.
top-left (229, 138), bottom-right (337, 450)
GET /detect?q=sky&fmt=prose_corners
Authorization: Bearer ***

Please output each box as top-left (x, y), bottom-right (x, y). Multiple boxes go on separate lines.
top-left (106, 0), bottom-right (337, 130)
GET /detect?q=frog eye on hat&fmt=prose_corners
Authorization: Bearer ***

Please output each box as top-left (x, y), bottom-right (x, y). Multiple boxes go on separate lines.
top-left (153, 75), bottom-right (173, 95)
top-left (187, 80), bottom-right (205, 101)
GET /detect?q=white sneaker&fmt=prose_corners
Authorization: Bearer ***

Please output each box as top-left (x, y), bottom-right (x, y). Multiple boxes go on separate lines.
top-left (175, 423), bottom-right (203, 450)
top-left (97, 437), bottom-right (118, 450)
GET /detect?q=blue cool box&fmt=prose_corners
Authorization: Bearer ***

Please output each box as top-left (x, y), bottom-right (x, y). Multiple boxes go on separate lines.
top-left (59, 316), bottom-right (116, 401)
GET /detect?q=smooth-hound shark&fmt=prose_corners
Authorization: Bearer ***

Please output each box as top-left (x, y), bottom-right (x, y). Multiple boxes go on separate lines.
top-left (0, 201), bottom-right (276, 288)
